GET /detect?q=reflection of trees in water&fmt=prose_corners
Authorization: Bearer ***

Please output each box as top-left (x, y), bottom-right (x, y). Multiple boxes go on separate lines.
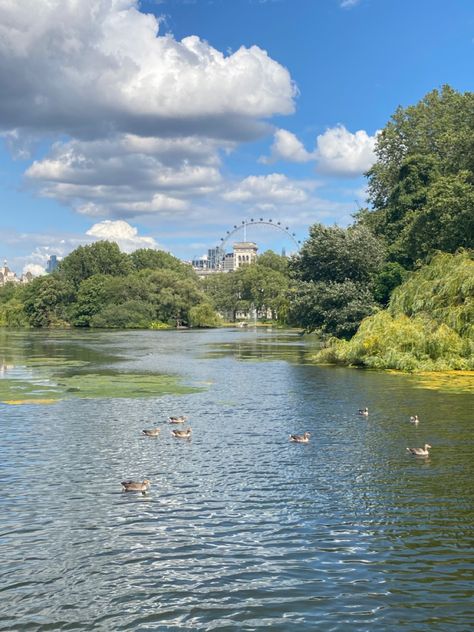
top-left (206, 333), bottom-right (319, 363)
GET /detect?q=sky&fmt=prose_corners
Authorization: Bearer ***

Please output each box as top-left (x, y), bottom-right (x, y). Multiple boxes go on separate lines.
top-left (0, 0), bottom-right (472, 274)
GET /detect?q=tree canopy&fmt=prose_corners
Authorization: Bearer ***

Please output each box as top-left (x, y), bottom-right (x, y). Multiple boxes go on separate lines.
top-left (358, 86), bottom-right (474, 267)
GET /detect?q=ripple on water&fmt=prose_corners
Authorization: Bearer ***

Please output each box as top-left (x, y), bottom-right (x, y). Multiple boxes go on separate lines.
top-left (1, 329), bottom-right (473, 631)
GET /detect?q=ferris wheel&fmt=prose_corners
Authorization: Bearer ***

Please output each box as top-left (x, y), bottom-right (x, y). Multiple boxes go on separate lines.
top-left (217, 218), bottom-right (301, 254)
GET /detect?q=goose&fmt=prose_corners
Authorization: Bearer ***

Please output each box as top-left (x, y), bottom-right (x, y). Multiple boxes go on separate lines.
top-left (289, 432), bottom-right (311, 443)
top-left (168, 415), bottom-right (188, 424)
top-left (121, 479), bottom-right (151, 494)
top-left (358, 408), bottom-right (369, 416)
top-left (142, 427), bottom-right (161, 437)
top-left (410, 415), bottom-right (420, 424)
top-left (406, 444), bottom-right (431, 457)
top-left (171, 428), bottom-right (192, 439)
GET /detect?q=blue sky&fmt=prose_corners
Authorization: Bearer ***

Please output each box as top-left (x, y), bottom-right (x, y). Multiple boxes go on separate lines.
top-left (0, 0), bottom-right (472, 274)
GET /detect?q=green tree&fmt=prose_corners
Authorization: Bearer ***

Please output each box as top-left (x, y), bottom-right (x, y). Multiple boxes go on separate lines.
top-left (71, 274), bottom-right (110, 327)
top-left (358, 85), bottom-right (474, 267)
top-left (288, 280), bottom-right (377, 339)
top-left (188, 303), bottom-right (221, 328)
top-left (22, 276), bottom-right (74, 327)
top-left (289, 224), bottom-right (385, 285)
top-left (257, 250), bottom-right (289, 274)
top-left (58, 241), bottom-right (133, 288)
top-left (91, 300), bottom-right (155, 329)
top-left (130, 248), bottom-right (191, 274)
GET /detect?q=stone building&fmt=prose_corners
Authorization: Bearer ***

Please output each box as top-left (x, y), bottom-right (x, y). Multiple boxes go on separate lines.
top-left (0, 260), bottom-right (33, 286)
top-left (232, 242), bottom-right (258, 269)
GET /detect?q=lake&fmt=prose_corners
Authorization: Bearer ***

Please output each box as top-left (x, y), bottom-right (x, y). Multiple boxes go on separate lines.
top-left (1, 328), bottom-right (473, 631)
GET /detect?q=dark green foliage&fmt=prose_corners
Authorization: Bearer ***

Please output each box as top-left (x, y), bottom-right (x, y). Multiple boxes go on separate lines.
top-left (288, 224), bottom-right (384, 337)
top-left (373, 262), bottom-right (408, 305)
top-left (359, 86), bottom-right (474, 267)
top-left (71, 274), bottom-right (110, 327)
top-left (22, 276), bottom-right (75, 327)
top-left (130, 248), bottom-right (191, 274)
top-left (90, 300), bottom-right (156, 329)
top-left (256, 250), bottom-right (289, 274)
top-left (289, 224), bottom-right (385, 284)
top-left (288, 280), bottom-right (377, 339)
top-left (57, 241), bottom-right (133, 288)
top-left (202, 256), bottom-right (290, 322)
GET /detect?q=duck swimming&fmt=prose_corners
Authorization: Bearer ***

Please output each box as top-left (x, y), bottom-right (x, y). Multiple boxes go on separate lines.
top-left (121, 479), bottom-right (151, 494)
top-left (171, 428), bottom-right (192, 438)
top-left (358, 408), bottom-right (369, 416)
top-left (406, 444), bottom-right (432, 457)
top-left (168, 415), bottom-right (188, 424)
top-left (410, 415), bottom-right (420, 424)
top-left (289, 432), bottom-right (311, 443)
top-left (142, 427), bottom-right (161, 436)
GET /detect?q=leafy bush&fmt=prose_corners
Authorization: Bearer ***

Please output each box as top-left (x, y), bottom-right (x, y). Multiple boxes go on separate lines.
top-left (315, 251), bottom-right (474, 371)
top-left (188, 303), bottom-right (221, 328)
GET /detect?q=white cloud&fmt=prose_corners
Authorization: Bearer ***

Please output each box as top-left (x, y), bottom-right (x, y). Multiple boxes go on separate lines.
top-left (223, 173), bottom-right (313, 205)
top-left (315, 125), bottom-right (377, 176)
top-left (23, 263), bottom-right (46, 277)
top-left (260, 129), bottom-right (314, 164)
top-left (86, 220), bottom-right (160, 252)
top-left (25, 135), bottom-right (220, 218)
top-left (260, 125), bottom-right (376, 177)
top-left (0, 0), bottom-right (296, 142)
top-left (340, 0), bottom-right (361, 8)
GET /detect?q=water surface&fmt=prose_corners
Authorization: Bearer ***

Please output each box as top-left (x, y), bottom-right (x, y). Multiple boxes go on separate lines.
top-left (1, 328), bottom-right (473, 631)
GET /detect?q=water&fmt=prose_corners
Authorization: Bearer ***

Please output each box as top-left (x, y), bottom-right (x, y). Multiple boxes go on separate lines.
top-left (1, 328), bottom-right (473, 631)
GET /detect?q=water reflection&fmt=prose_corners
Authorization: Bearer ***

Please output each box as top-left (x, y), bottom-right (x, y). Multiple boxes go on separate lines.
top-left (0, 329), bottom-right (472, 631)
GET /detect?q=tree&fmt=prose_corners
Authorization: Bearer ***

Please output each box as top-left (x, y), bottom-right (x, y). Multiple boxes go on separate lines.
top-left (366, 86), bottom-right (474, 210)
top-left (71, 274), bottom-right (110, 327)
top-left (58, 241), bottom-right (133, 288)
top-left (130, 249), bottom-right (191, 274)
top-left (90, 300), bottom-right (155, 329)
top-left (188, 303), bottom-right (221, 328)
top-left (358, 85), bottom-right (474, 267)
top-left (257, 250), bottom-right (289, 274)
top-left (289, 224), bottom-right (385, 285)
top-left (22, 276), bottom-right (74, 327)
top-left (288, 280), bottom-right (377, 339)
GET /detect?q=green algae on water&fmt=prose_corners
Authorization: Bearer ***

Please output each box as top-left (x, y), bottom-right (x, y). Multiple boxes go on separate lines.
top-left (0, 372), bottom-right (201, 404)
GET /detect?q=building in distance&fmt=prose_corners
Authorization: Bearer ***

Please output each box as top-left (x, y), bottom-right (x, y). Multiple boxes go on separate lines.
top-left (0, 260), bottom-right (33, 287)
top-left (46, 255), bottom-right (59, 273)
top-left (192, 242), bottom-right (258, 276)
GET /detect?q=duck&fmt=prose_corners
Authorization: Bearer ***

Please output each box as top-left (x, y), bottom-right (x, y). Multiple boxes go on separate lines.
top-left (289, 432), bottom-right (311, 443)
top-left (410, 415), bottom-right (420, 424)
top-left (171, 428), bottom-right (192, 439)
top-left (121, 479), bottom-right (151, 494)
top-left (358, 407), bottom-right (369, 416)
top-left (168, 415), bottom-right (188, 424)
top-left (142, 427), bottom-right (161, 437)
top-left (406, 444), bottom-right (432, 457)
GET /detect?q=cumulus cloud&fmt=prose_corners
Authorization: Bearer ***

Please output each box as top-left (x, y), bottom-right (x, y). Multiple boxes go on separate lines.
top-left (260, 126), bottom-right (376, 177)
top-left (223, 173), bottom-right (313, 205)
top-left (25, 135), bottom-right (222, 218)
top-left (0, 0), bottom-right (296, 142)
top-left (86, 220), bottom-right (160, 252)
top-left (23, 263), bottom-right (47, 277)
top-left (315, 125), bottom-right (377, 176)
top-left (260, 129), bottom-right (314, 164)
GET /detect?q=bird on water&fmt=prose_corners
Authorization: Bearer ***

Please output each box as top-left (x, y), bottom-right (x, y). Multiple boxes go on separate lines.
top-left (406, 444), bottom-right (432, 457)
top-left (121, 479), bottom-right (151, 494)
top-left (289, 432), bottom-right (311, 443)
